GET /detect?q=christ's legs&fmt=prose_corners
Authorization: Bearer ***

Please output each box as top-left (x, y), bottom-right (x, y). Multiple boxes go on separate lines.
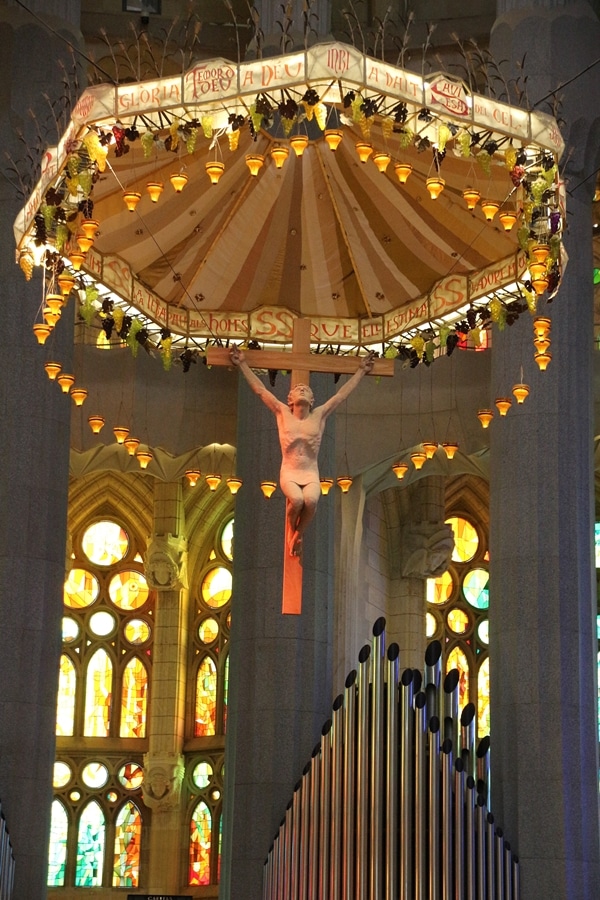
top-left (280, 478), bottom-right (321, 556)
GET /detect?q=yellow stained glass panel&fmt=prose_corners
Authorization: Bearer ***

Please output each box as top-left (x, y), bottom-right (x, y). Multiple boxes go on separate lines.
top-left (120, 657), bottom-right (148, 738)
top-left (221, 518), bottom-right (234, 560)
top-left (113, 802), bottom-right (142, 888)
top-left (56, 654), bottom-right (76, 736)
top-left (83, 648), bottom-right (113, 737)
top-left (195, 656), bottom-right (217, 736)
top-left (201, 567), bottom-right (232, 608)
top-left (446, 645), bottom-right (469, 711)
top-left (426, 570), bottom-right (454, 605)
top-left (447, 608), bottom-right (470, 635)
top-left (82, 520), bottom-right (129, 566)
top-left (478, 657), bottom-right (490, 737)
top-left (189, 801), bottom-right (212, 886)
top-left (64, 568), bottom-right (99, 608)
top-left (124, 618), bottom-right (151, 645)
top-left (446, 517), bottom-right (479, 563)
top-left (109, 570), bottom-right (149, 610)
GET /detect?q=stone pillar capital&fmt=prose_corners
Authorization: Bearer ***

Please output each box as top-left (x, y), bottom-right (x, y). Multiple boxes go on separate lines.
top-left (142, 752), bottom-right (185, 813)
top-left (144, 533), bottom-right (188, 590)
top-left (400, 522), bottom-right (454, 579)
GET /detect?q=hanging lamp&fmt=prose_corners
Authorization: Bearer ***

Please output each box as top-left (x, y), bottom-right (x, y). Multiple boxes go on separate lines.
top-left (124, 436), bottom-right (140, 456)
top-left (205, 474), bottom-right (221, 491)
top-left (80, 219), bottom-right (99, 240)
top-left (410, 451), bottom-right (427, 470)
top-left (531, 244), bottom-right (551, 264)
top-left (372, 151), bottom-right (391, 174)
top-left (33, 323), bottom-right (52, 344)
top-left (123, 190), bottom-right (142, 211)
top-left (495, 397), bottom-right (512, 416)
top-left (76, 233), bottom-right (94, 254)
top-left (88, 415), bottom-right (105, 434)
top-left (205, 161), bottom-right (225, 185)
top-left (43, 307), bottom-right (59, 328)
top-left (226, 476), bottom-right (243, 495)
top-left (394, 162), bottom-right (413, 184)
top-left (260, 480), bottom-right (277, 498)
top-left (320, 478), bottom-right (334, 495)
top-left (337, 475), bottom-right (353, 493)
top-left (170, 172), bottom-right (188, 192)
top-left (113, 426), bottom-right (129, 444)
top-left (45, 294), bottom-right (64, 315)
top-left (512, 383), bottom-right (530, 404)
top-left (290, 134), bottom-right (309, 156)
top-left (270, 146), bottom-right (289, 169)
top-left (44, 361), bottom-right (62, 381)
top-left (57, 373), bottom-right (75, 394)
top-left (136, 447), bottom-right (153, 469)
top-left (441, 442), bottom-right (459, 459)
top-left (533, 317), bottom-right (551, 339)
top-left (422, 441), bottom-right (438, 459)
top-left (70, 387), bottom-right (88, 406)
top-left (185, 469), bottom-right (202, 487)
top-left (477, 409), bottom-right (494, 428)
top-left (245, 155), bottom-right (265, 176)
top-left (480, 200), bottom-right (500, 222)
top-left (355, 142), bottom-right (373, 164)
top-left (534, 351), bottom-right (552, 371)
top-left (426, 176), bottom-right (445, 200)
top-left (392, 462), bottom-right (409, 480)
top-left (533, 336), bottom-right (551, 354)
top-left (498, 209), bottom-right (518, 231)
top-left (531, 276), bottom-right (549, 296)
top-left (57, 272), bottom-right (76, 297)
top-left (69, 251), bottom-right (86, 271)
top-left (146, 182), bottom-right (164, 202)
top-left (462, 188), bottom-right (481, 210)
top-left (324, 130), bottom-right (343, 151)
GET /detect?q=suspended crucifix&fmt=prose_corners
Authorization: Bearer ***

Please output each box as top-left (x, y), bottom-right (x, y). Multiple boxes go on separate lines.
top-left (206, 319), bottom-right (394, 613)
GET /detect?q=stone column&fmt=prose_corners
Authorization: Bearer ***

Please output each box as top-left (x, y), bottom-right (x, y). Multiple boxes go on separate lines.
top-left (221, 373), bottom-right (335, 900)
top-left (0, 4), bottom-right (80, 898)
top-left (142, 482), bottom-right (189, 894)
top-left (489, 3), bottom-right (600, 897)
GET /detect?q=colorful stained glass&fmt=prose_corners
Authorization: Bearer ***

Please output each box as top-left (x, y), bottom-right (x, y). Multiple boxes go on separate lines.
top-left (223, 654), bottom-right (229, 733)
top-left (447, 608), bottom-right (470, 635)
top-left (198, 617), bottom-right (219, 644)
top-left (425, 612), bottom-right (438, 638)
top-left (118, 763), bottom-right (144, 790)
top-left (426, 570), bottom-right (454, 605)
top-left (107, 791), bottom-right (118, 802)
top-left (62, 616), bottom-right (79, 642)
top-left (89, 610), bottom-right (116, 637)
top-left (189, 801), bottom-right (212, 886)
top-left (109, 570), bottom-right (149, 610)
top-left (221, 519), bottom-right (234, 560)
top-left (82, 520), bottom-right (129, 566)
top-left (463, 568), bottom-right (490, 609)
top-left (83, 649), bottom-right (113, 737)
top-left (193, 761), bottom-right (213, 790)
top-left (477, 619), bottom-right (490, 645)
top-left (57, 654), bottom-right (77, 736)
top-left (124, 618), bottom-right (151, 645)
top-left (64, 568), bottom-right (99, 608)
top-left (478, 657), bottom-right (490, 737)
top-left (195, 656), bottom-right (217, 736)
top-left (112, 802), bottom-right (141, 887)
top-left (446, 517), bottom-right (479, 563)
top-left (75, 800), bottom-right (105, 886)
top-left (82, 762), bottom-right (109, 789)
top-left (53, 761), bottom-right (72, 789)
top-left (201, 567), bottom-right (232, 608)
top-left (446, 646), bottom-right (470, 711)
top-left (48, 799), bottom-right (68, 886)
top-left (120, 657), bottom-right (148, 738)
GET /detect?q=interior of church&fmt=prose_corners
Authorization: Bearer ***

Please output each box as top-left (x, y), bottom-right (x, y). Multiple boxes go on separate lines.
top-left (0, 2), bottom-right (599, 899)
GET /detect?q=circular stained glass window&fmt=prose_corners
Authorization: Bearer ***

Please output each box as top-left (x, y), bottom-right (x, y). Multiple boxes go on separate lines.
top-left (62, 616), bottom-right (79, 643)
top-left (426, 612), bottom-right (438, 638)
top-left (478, 619), bottom-right (490, 645)
top-left (53, 761), bottom-right (72, 789)
top-left (81, 762), bottom-right (109, 789)
top-left (69, 790), bottom-right (81, 802)
top-left (82, 520), bottom-right (129, 566)
top-left (211, 788), bottom-right (221, 801)
top-left (426, 570), bottom-right (454, 605)
top-left (463, 568), bottom-right (490, 609)
top-left (124, 619), bottom-right (151, 645)
top-left (64, 568), bottom-right (99, 608)
top-left (109, 570), bottom-right (149, 610)
top-left (221, 519), bottom-right (234, 561)
top-left (202, 567), bottom-right (232, 608)
top-left (447, 517), bottom-right (479, 563)
top-left (117, 763), bottom-right (144, 790)
top-left (198, 617), bottom-right (219, 644)
top-left (89, 611), bottom-right (116, 637)
top-left (447, 608), bottom-right (470, 635)
top-left (106, 790), bottom-right (118, 803)
top-left (192, 762), bottom-right (213, 790)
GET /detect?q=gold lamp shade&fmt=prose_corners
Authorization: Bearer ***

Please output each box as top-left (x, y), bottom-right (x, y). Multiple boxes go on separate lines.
top-left (531, 276), bottom-right (549, 296)
top-left (70, 387), bottom-right (88, 406)
top-left (290, 134), bottom-right (309, 156)
top-left (57, 373), bottom-right (75, 394)
top-left (498, 210), bottom-right (518, 231)
top-left (170, 172), bottom-right (188, 192)
top-left (512, 383), bottom-right (530, 404)
top-left (185, 469), bottom-right (202, 487)
top-left (206, 161), bottom-right (225, 185)
top-left (69, 251), bottom-right (86, 271)
top-left (270, 146), bottom-right (289, 169)
top-left (43, 307), bottom-right (59, 328)
top-left (426, 176), bottom-right (445, 200)
top-left (113, 426), bottom-right (129, 444)
top-left (355, 142), bottom-right (373, 164)
top-left (410, 451), bottom-right (427, 470)
top-left (45, 294), bottom-right (64, 315)
top-left (33, 323), bottom-right (52, 344)
top-left (394, 162), bottom-right (413, 184)
top-left (533, 316), bottom-right (551, 339)
top-left (462, 188), bottom-right (481, 210)
top-left (481, 200), bottom-right (500, 221)
top-left (44, 361), bottom-right (62, 380)
top-left (495, 397), bottom-right (512, 416)
top-left (146, 181), bottom-right (164, 202)
top-left (477, 409), bottom-right (494, 428)
top-left (392, 462), bottom-right (409, 479)
top-left (337, 475), bottom-right (353, 493)
top-left (324, 130), bottom-right (343, 151)
top-left (372, 151), bottom-right (391, 174)
top-left (422, 441), bottom-right (438, 459)
top-left (531, 243), bottom-right (550, 264)
top-left (226, 476), bottom-right (243, 495)
top-left (88, 415), bottom-right (105, 434)
top-left (442, 442), bottom-right (459, 459)
top-left (57, 273), bottom-right (76, 296)
top-left (123, 190), bottom-right (142, 211)
top-left (76, 233), bottom-right (94, 253)
top-left (80, 219), bottom-right (99, 240)
top-left (124, 436), bottom-right (140, 456)
top-left (245, 154), bottom-right (265, 176)
top-left (136, 448), bottom-right (153, 469)
top-left (528, 262), bottom-right (547, 281)
top-left (534, 336), bottom-right (551, 354)
top-left (206, 474), bottom-right (221, 491)
top-left (260, 480), bottom-right (277, 498)
top-left (535, 351), bottom-right (552, 371)
top-left (320, 478), bottom-right (334, 495)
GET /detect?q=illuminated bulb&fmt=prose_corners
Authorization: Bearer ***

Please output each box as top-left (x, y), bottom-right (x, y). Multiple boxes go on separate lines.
top-left (394, 162), bottom-right (412, 183)
top-left (534, 351), bottom-right (552, 371)
top-left (531, 276), bottom-right (549, 296)
top-left (495, 397), bottom-right (512, 416)
top-left (512, 383), bottom-right (530, 404)
top-left (70, 387), bottom-right (88, 406)
top-left (88, 415), bottom-right (105, 434)
top-left (146, 182), bottom-right (164, 202)
top-left (355, 142), bottom-right (373, 164)
top-left (170, 172), bottom-right (188, 193)
top-left (410, 451), bottom-right (427, 470)
top-left (76, 233), bottom-right (94, 253)
top-left (372, 151), bottom-right (391, 173)
top-left (337, 475), bottom-right (353, 493)
top-left (185, 469), bottom-right (202, 487)
top-left (44, 361), bottom-right (62, 380)
top-left (123, 190), bottom-right (142, 211)
top-left (533, 336), bottom-right (551, 354)
top-left (57, 373), bottom-right (75, 394)
top-left (69, 251), bottom-right (86, 271)
top-left (442, 442), bottom-right (459, 459)
top-left (136, 448), bottom-right (153, 469)
top-left (124, 436), bottom-right (140, 456)
top-left (480, 200), bottom-right (500, 221)
top-left (462, 188), bottom-right (481, 210)
top-left (80, 219), bottom-right (99, 240)
top-left (260, 480), bottom-right (277, 498)
top-left (270, 146), bottom-right (289, 169)
top-left (33, 323), bottom-right (52, 344)
top-left (324, 130), bottom-right (343, 151)
top-left (426, 176), bottom-right (445, 200)
top-left (290, 134), bottom-right (309, 156)
top-left (320, 478), bottom-right (334, 495)
top-left (477, 409), bottom-right (494, 429)
top-left (245, 155), bottom-right (265, 176)
top-left (533, 317), bottom-right (551, 339)
top-left (226, 476), bottom-right (243, 495)
top-left (57, 273), bottom-right (76, 296)
top-left (113, 426), bottom-right (129, 444)
top-left (392, 462), bottom-right (409, 480)
top-left (422, 441), bottom-right (438, 459)
top-left (531, 243), bottom-right (550, 264)
top-left (205, 161), bottom-right (225, 184)
top-left (205, 474), bottom-right (221, 491)
top-left (498, 210), bottom-right (518, 231)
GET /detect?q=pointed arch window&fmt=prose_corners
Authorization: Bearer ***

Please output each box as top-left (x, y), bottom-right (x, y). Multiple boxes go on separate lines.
top-left (113, 801), bottom-right (142, 887)
top-left (56, 655), bottom-right (77, 736)
top-left (84, 648), bottom-right (113, 737)
top-left (75, 800), bottom-right (105, 886)
top-left (48, 799), bottom-right (69, 887)
top-left (195, 656), bottom-right (217, 737)
top-left (189, 800), bottom-right (212, 886)
top-left (120, 656), bottom-right (148, 738)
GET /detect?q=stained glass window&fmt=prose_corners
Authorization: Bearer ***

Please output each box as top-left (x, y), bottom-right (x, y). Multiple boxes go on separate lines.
top-left (463, 568), bottom-right (490, 609)
top-left (48, 800), bottom-right (68, 887)
top-left (426, 569), bottom-right (454, 605)
top-left (75, 800), bottom-right (105, 886)
top-left (82, 521), bottom-right (129, 566)
top-left (53, 761), bottom-right (72, 789)
top-left (193, 761), bottom-right (213, 790)
top-left (447, 608), bottom-right (470, 635)
top-left (84, 649), bottom-right (113, 737)
top-left (202, 567), bottom-right (232, 608)
top-left (447, 645), bottom-right (470, 711)
top-left (199, 616), bottom-right (219, 644)
top-left (189, 801), bottom-right (212, 886)
top-left (120, 657), bottom-right (148, 738)
top-left (478, 657), bottom-right (490, 736)
top-left (57, 654), bottom-right (76, 736)
top-left (64, 568), bottom-right (99, 608)
top-left (89, 610), bottom-right (116, 637)
top-left (113, 802), bottom-right (142, 887)
top-left (118, 763), bottom-right (144, 790)
top-left (223, 654), bottom-right (229, 733)
top-left (124, 618), bottom-right (151, 644)
top-left (447, 517), bottom-right (479, 562)
top-left (109, 570), bottom-right (149, 610)
top-left (221, 518), bottom-right (234, 560)
top-left (195, 656), bottom-right (217, 736)
top-left (82, 763), bottom-right (109, 789)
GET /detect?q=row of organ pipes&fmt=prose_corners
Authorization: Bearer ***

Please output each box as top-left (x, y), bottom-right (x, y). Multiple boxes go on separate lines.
top-left (264, 617), bottom-right (519, 900)
top-left (0, 803), bottom-right (14, 900)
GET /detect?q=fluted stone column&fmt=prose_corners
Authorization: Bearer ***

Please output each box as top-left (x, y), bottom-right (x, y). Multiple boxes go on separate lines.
top-left (0, 4), bottom-right (80, 897)
top-left (221, 373), bottom-right (335, 900)
top-left (489, 3), bottom-right (600, 897)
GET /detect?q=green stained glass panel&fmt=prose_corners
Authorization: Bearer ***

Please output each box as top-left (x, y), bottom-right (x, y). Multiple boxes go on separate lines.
top-left (47, 800), bottom-right (68, 886)
top-left (463, 568), bottom-right (490, 609)
top-left (193, 761), bottom-right (213, 790)
top-left (75, 800), bottom-right (105, 886)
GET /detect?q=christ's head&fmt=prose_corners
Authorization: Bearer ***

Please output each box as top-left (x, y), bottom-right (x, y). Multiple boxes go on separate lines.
top-left (287, 383), bottom-right (314, 411)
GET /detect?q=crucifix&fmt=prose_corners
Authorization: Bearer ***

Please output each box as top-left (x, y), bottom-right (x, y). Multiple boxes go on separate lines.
top-left (206, 319), bottom-right (394, 613)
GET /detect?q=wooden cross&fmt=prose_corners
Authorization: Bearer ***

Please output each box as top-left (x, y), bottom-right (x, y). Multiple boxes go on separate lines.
top-left (206, 319), bottom-right (394, 614)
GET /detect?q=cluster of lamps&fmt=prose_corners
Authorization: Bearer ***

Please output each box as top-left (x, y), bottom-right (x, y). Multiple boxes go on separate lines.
top-left (259, 476), bottom-right (354, 496)
top-left (392, 441), bottom-right (459, 479)
top-left (32, 273), bottom-right (77, 346)
top-left (42, 360), bottom-right (88, 406)
top-left (533, 316), bottom-right (552, 370)
top-left (477, 379), bottom-right (533, 428)
top-left (185, 469), bottom-right (243, 494)
top-left (68, 219), bottom-right (99, 271)
top-left (461, 188), bottom-right (518, 230)
top-left (122, 171), bottom-right (189, 211)
top-left (528, 244), bottom-right (553, 297)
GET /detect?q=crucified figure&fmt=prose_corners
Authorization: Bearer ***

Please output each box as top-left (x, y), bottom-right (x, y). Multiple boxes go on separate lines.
top-left (230, 346), bottom-right (375, 556)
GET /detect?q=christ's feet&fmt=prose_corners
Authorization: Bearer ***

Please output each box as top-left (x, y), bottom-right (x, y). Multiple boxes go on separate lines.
top-left (290, 531), bottom-right (303, 557)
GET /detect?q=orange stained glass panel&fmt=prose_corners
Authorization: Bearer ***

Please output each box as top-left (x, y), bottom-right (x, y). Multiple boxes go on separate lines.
top-left (194, 656), bottom-right (217, 737)
top-left (478, 657), bottom-right (490, 737)
top-left (64, 568), bottom-right (99, 608)
top-left (82, 520), bottom-right (129, 566)
top-left (447, 608), bottom-right (470, 635)
top-left (446, 645), bottom-right (470, 711)
top-left (189, 801), bottom-right (212, 886)
top-left (83, 648), bottom-right (113, 737)
top-left (56, 654), bottom-right (76, 736)
top-left (120, 656), bottom-right (148, 738)
top-left (426, 570), bottom-right (454, 605)
top-left (109, 570), bottom-right (149, 610)
top-left (446, 517), bottom-right (479, 563)
top-left (112, 802), bottom-right (142, 887)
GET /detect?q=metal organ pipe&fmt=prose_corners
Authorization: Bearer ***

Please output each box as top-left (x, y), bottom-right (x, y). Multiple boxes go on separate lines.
top-left (385, 644), bottom-right (400, 900)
